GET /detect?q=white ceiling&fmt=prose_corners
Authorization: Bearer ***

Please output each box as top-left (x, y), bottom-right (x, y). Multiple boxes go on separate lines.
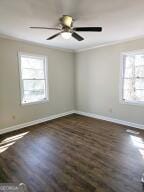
top-left (0, 0), bottom-right (144, 51)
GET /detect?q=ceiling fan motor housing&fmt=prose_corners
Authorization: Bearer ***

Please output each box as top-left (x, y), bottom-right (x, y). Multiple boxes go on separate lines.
top-left (60, 15), bottom-right (73, 28)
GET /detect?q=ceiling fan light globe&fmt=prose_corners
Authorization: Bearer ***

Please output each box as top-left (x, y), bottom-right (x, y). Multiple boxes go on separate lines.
top-left (61, 32), bottom-right (72, 40)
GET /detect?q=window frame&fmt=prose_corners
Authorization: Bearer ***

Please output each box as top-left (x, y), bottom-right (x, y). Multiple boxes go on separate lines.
top-left (120, 50), bottom-right (144, 106)
top-left (18, 52), bottom-right (49, 106)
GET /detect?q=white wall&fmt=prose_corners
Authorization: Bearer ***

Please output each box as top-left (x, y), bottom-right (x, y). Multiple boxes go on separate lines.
top-left (1, 37), bottom-right (144, 130)
top-left (75, 38), bottom-right (144, 125)
top-left (0, 38), bottom-right (75, 129)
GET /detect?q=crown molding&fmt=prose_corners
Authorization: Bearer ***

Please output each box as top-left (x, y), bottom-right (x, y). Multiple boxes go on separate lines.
top-left (0, 34), bottom-right (75, 53)
top-left (76, 34), bottom-right (144, 53)
top-left (1, 33), bottom-right (144, 54)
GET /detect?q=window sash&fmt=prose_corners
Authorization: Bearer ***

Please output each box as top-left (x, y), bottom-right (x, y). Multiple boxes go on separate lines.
top-left (22, 78), bottom-right (45, 80)
top-left (21, 68), bottom-right (45, 79)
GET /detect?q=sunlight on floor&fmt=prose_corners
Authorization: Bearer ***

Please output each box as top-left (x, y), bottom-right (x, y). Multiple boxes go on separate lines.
top-left (139, 149), bottom-right (144, 159)
top-left (130, 135), bottom-right (144, 149)
top-left (130, 135), bottom-right (144, 159)
top-left (0, 132), bottom-right (29, 153)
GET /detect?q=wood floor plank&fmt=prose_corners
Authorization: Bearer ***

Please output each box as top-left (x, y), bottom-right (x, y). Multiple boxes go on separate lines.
top-left (0, 114), bottom-right (144, 192)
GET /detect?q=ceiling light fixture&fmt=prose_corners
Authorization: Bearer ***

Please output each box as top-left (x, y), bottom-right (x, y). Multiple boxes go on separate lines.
top-left (61, 32), bottom-right (72, 40)
top-left (30, 15), bottom-right (102, 41)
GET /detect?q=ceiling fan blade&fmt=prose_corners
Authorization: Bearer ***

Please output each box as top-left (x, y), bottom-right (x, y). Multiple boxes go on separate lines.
top-left (73, 27), bottom-right (102, 32)
top-left (30, 27), bottom-right (61, 30)
top-left (72, 32), bottom-right (84, 41)
top-left (46, 32), bottom-right (62, 40)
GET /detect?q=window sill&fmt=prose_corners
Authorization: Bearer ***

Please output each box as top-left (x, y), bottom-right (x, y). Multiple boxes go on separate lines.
top-left (120, 99), bottom-right (144, 106)
top-left (21, 99), bottom-right (49, 106)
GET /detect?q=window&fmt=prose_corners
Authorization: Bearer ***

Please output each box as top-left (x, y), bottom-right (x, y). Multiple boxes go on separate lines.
top-left (121, 51), bottom-right (144, 104)
top-left (19, 53), bottom-right (48, 105)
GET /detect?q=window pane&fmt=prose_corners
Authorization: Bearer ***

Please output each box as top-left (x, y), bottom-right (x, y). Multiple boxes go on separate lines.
top-left (135, 90), bottom-right (144, 101)
top-left (135, 66), bottom-right (144, 78)
top-left (123, 89), bottom-right (134, 101)
top-left (23, 80), bottom-right (45, 91)
top-left (124, 67), bottom-right (133, 78)
top-left (125, 56), bottom-right (134, 68)
top-left (23, 90), bottom-right (45, 103)
top-left (135, 79), bottom-right (144, 89)
top-left (22, 68), bottom-right (44, 79)
top-left (123, 79), bottom-right (133, 90)
top-left (124, 56), bottom-right (134, 78)
top-left (22, 80), bottom-right (46, 103)
top-left (135, 55), bottom-right (144, 66)
top-left (21, 56), bottom-right (44, 70)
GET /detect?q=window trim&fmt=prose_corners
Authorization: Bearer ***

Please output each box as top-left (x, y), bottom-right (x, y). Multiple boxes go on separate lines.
top-left (120, 50), bottom-right (144, 106)
top-left (18, 52), bottom-right (49, 106)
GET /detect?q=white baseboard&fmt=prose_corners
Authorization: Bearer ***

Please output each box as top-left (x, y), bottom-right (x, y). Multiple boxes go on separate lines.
top-left (0, 110), bottom-right (75, 135)
top-left (75, 111), bottom-right (144, 130)
top-left (1, 110), bottom-right (143, 135)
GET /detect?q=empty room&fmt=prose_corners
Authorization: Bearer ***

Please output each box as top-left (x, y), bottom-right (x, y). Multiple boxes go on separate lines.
top-left (0, 0), bottom-right (144, 191)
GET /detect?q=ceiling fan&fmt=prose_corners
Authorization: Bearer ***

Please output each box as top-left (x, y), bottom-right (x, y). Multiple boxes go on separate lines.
top-left (30, 15), bottom-right (102, 41)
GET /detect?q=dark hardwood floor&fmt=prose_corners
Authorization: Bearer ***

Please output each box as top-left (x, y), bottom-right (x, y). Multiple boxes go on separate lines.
top-left (0, 114), bottom-right (144, 192)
